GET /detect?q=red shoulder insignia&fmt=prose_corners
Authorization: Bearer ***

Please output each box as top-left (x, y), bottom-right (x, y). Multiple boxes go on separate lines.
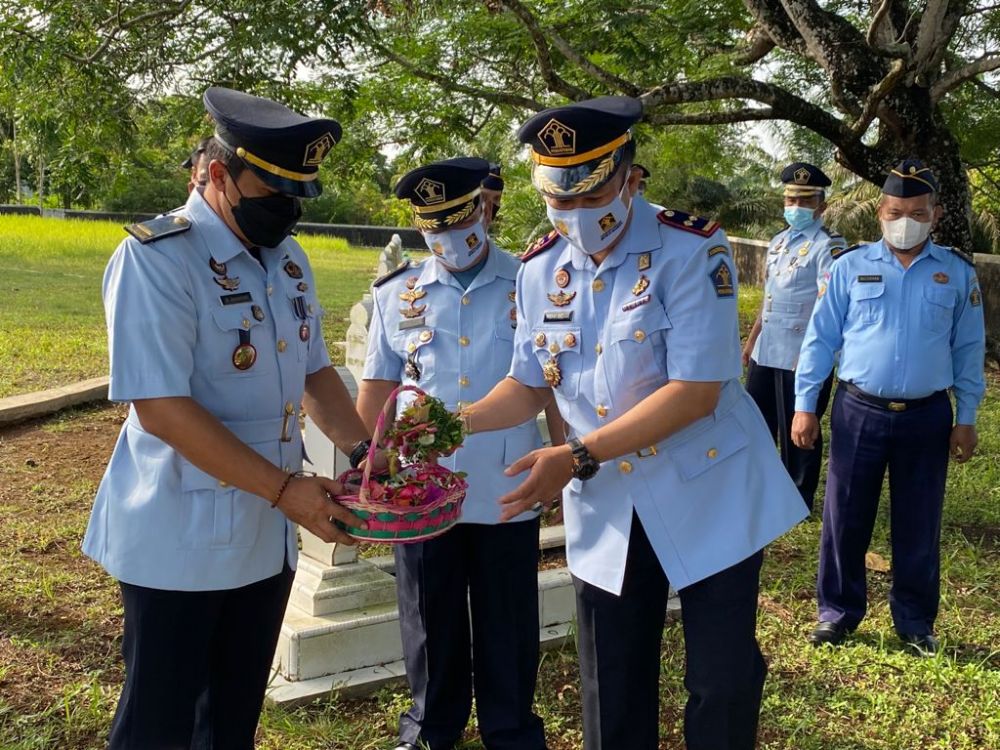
top-left (521, 230), bottom-right (559, 262)
top-left (656, 209), bottom-right (720, 237)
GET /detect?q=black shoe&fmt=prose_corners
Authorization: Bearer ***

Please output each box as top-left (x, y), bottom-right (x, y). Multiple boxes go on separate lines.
top-left (900, 633), bottom-right (939, 656)
top-left (808, 621), bottom-right (850, 646)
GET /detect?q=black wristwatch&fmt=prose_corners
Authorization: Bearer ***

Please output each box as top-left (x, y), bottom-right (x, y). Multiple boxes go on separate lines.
top-left (568, 437), bottom-right (600, 481)
top-left (349, 439), bottom-right (372, 470)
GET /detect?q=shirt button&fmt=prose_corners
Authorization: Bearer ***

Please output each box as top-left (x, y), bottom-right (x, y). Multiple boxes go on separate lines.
top-left (634, 329), bottom-right (646, 342)
top-left (459, 336), bottom-right (470, 346)
top-left (242, 318), bottom-right (251, 330)
top-left (461, 295), bottom-right (470, 305)
top-left (548, 342), bottom-right (561, 354)
top-left (592, 279), bottom-right (605, 293)
top-left (596, 405), bottom-right (608, 417)
top-left (459, 375), bottom-right (469, 387)
top-left (219, 480), bottom-right (229, 487)
top-left (707, 448), bottom-right (719, 459)
top-left (283, 465), bottom-right (291, 473)
top-left (595, 343), bottom-right (603, 355)
top-left (619, 460), bottom-right (633, 474)
top-left (277, 339), bottom-right (287, 353)
top-left (267, 285), bottom-right (274, 296)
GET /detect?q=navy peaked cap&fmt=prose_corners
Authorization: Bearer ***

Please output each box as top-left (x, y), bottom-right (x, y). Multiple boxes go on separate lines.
top-left (780, 162), bottom-right (830, 195)
top-left (518, 96), bottom-right (642, 197)
top-left (882, 158), bottom-right (938, 197)
top-left (394, 157), bottom-right (490, 231)
top-left (203, 87), bottom-right (341, 198)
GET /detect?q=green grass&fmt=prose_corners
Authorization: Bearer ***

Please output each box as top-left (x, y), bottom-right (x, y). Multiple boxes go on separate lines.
top-left (0, 215), bottom-right (382, 398)
top-left (1, 383), bottom-right (998, 748)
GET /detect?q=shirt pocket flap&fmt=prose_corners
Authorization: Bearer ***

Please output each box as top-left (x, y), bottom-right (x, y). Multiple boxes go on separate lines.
top-left (851, 282), bottom-right (885, 301)
top-left (495, 319), bottom-right (516, 341)
top-left (532, 325), bottom-right (582, 354)
top-left (923, 285), bottom-right (956, 308)
top-left (608, 303), bottom-right (671, 343)
top-left (672, 416), bottom-right (749, 481)
top-left (211, 306), bottom-right (265, 333)
top-left (180, 459), bottom-right (225, 492)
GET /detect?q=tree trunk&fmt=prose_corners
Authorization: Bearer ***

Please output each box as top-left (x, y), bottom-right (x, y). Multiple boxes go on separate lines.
top-left (11, 120), bottom-right (20, 205)
top-left (36, 150), bottom-right (44, 211)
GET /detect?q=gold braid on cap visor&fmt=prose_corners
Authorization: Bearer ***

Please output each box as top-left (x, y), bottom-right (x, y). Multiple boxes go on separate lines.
top-left (412, 199), bottom-right (478, 231)
top-left (532, 149), bottom-right (624, 197)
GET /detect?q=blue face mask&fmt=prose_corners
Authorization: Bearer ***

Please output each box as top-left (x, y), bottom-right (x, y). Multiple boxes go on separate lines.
top-left (784, 206), bottom-right (816, 231)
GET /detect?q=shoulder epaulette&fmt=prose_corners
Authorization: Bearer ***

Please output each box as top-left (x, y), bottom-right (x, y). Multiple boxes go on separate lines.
top-left (373, 259), bottom-right (412, 288)
top-left (656, 209), bottom-right (720, 237)
top-left (124, 214), bottom-right (191, 244)
top-left (521, 230), bottom-right (559, 262)
top-left (831, 243), bottom-right (862, 260)
top-left (949, 246), bottom-right (975, 267)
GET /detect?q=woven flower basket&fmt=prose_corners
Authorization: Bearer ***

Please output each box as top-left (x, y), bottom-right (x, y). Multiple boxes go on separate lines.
top-left (334, 385), bottom-right (467, 543)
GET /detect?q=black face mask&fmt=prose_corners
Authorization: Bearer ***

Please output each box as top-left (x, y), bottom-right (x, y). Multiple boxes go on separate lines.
top-left (223, 169), bottom-right (302, 248)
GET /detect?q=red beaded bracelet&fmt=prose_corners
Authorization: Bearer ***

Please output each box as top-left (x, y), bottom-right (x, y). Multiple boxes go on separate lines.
top-left (272, 472), bottom-right (295, 508)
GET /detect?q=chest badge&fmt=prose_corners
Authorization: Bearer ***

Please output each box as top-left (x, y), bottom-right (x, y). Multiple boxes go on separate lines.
top-left (400, 288), bottom-right (426, 304)
top-left (555, 268), bottom-right (571, 288)
top-left (232, 328), bottom-right (257, 371)
top-left (547, 290), bottom-right (577, 307)
top-left (638, 253), bottom-right (651, 272)
top-left (405, 276), bottom-right (419, 290)
top-left (401, 304), bottom-right (427, 319)
top-left (251, 304), bottom-right (265, 322)
top-left (542, 357), bottom-right (562, 388)
top-left (798, 245), bottom-right (809, 256)
top-left (933, 272), bottom-right (949, 284)
top-left (509, 306), bottom-right (518, 326)
top-left (299, 322), bottom-right (311, 342)
top-left (508, 290), bottom-right (517, 303)
top-left (213, 275), bottom-right (241, 292)
top-left (632, 275), bottom-right (650, 296)
top-left (209, 257), bottom-right (227, 276)
top-left (283, 260), bottom-right (304, 279)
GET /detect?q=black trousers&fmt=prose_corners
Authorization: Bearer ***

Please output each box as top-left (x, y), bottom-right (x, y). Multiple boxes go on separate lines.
top-left (746, 359), bottom-right (834, 511)
top-left (394, 519), bottom-right (546, 750)
top-left (574, 515), bottom-right (766, 750)
top-left (818, 387), bottom-right (952, 634)
top-left (108, 564), bottom-right (294, 750)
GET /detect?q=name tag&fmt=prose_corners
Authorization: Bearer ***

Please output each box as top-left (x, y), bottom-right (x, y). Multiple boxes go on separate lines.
top-left (398, 317), bottom-right (426, 330)
top-left (220, 292), bottom-right (253, 305)
top-left (622, 294), bottom-right (651, 312)
top-left (543, 310), bottom-right (574, 323)
top-left (857, 275), bottom-right (882, 283)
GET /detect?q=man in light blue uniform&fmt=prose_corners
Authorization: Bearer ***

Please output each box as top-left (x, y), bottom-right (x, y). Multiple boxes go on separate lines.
top-left (84, 88), bottom-right (374, 749)
top-left (743, 162), bottom-right (845, 511)
top-left (358, 158), bottom-right (553, 750)
top-left (459, 97), bottom-right (806, 750)
top-left (793, 159), bottom-right (985, 654)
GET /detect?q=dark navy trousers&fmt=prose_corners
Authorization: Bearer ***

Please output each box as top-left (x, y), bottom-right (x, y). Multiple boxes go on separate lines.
top-left (746, 359), bottom-right (833, 511)
top-left (574, 514), bottom-right (766, 750)
top-left (394, 518), bottom-right (546, 750)
top-left (818, 387), bottom-right (952, 635)
top-left (108, 564), bottom-right (294, 750)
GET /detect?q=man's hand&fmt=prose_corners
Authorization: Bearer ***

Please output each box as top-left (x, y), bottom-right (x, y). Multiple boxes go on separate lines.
top-left (276, 475), bottom-right (362, 545)
top-left (950, 425), bottom-right (978, 463)
top-left (791, 411), bottom-right (820, 449)
top-left (498, 445), bottom-right (574, 522)
top-left (741, 341), bottom-right (754, 369)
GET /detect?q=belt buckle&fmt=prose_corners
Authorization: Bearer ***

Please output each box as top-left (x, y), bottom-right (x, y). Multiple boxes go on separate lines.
top-left (887, 401), bottom-right (907, 412)
top-left (636, 445), bottom-right (658, 458)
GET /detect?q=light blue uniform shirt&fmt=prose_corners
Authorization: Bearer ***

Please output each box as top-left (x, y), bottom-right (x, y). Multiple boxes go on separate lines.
top-left (508, 197), bottom-right (806, 594)
top-left (363, 245), bottom-right (543, 525)
top-left (795, 239), bottom-right (986, 424)
top-left (83, 189), bottom-right (331, 591)
top-left (751, 219), bottom-right (844, 370)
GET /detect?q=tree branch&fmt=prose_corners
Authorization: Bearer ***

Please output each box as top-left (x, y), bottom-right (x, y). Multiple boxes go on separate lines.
top-left (865, 0), bottom-right (909, 57)
top-left (849, 57), bottom-right (906, 137)
top-left (366, 39), bottom-right (544, 110)
top-left (547, 28), bottom-right (642, 96)
top-left (932, 52), bottom-right (1000, 100)
top-left (62, 0), bottom-right (194, 64)
top-left (645, 108), bottom-right (775, 125)
top-left (497, 0), bottom-right (591, 101)
top-left (732, 24), bottom-right (776, 66)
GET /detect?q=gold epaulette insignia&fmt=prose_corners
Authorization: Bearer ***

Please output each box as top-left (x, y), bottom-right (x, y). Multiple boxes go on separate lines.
top-left (656, 209), bottom-right (720, 237)
top-left (521, 230), bottom-right (559, 262)
top-left (949, 247), bottom-right (975, 267)
top-left (124, 213), bottom-right (191, 244)
top-left (373, 260), bottom-right (412, 288)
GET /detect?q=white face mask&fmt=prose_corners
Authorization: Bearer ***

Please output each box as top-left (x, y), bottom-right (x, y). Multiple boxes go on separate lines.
top-left (546, 180), bottom-right (632, 256)
top-left (422, 218), bottom-right (488, 271)
top-left (881, 216), bottom-right (931, 250)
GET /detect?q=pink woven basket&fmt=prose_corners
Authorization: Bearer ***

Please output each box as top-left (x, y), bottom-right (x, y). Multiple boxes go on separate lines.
top-left (334, 385), bottom-right (467, 543)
